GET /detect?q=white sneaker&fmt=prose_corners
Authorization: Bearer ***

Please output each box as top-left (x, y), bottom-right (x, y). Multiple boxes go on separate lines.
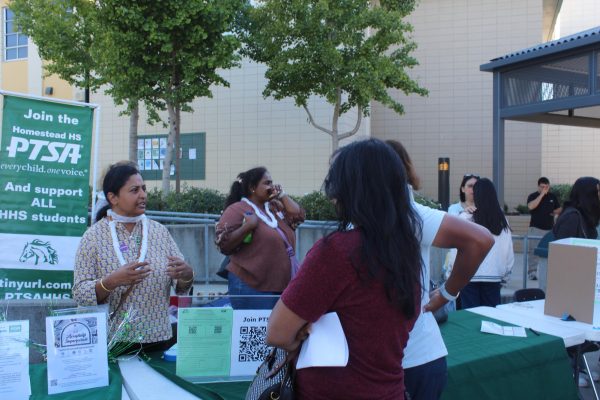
top-left (579, 373), bottom-right (590, 388)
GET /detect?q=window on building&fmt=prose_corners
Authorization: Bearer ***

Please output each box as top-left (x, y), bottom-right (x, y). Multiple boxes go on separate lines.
top-left (4, 8), bottom-right (28, 61)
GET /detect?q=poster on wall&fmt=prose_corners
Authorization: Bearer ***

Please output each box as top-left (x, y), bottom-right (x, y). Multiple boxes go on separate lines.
top-left (0, 94), bottom-right (94, 300)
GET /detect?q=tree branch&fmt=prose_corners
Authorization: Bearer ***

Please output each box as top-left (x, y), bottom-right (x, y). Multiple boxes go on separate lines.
top-left (338, 105), bottom-right (363, 140)
top-left (303, 104), bottom-right (333, 136)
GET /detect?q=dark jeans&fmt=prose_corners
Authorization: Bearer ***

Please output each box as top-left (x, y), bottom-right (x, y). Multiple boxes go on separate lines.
top-left (460, 281), bottom-right (501, 309)
top-left (228, 271), bottom-right (280, 310)
top-left (404, 357), bottom-right (448, 400)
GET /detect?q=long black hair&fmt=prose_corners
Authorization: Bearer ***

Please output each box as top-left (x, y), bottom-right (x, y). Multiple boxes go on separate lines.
top-left (224, 167), bottom-right (267, 209)
top-left (324, 139), bottom-right (422, 318)
top-left (96, 161), bottom-right (140, 222)
top-left (564, 176), bottom-right (600, 229)
top-left (472, 178), bottom-right (510, 235)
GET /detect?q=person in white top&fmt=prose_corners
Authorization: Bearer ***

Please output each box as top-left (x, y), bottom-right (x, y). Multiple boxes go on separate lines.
top-left (386, 140), bottom-right (494, 400)
top-left (447, 174), bottom-right (479, 216)
top-left (457, 178), bottom-right (514, 308)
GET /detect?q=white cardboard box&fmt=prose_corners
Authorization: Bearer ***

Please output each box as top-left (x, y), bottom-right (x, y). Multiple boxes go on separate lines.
top-left (545, 238), bottom-right (600, 326)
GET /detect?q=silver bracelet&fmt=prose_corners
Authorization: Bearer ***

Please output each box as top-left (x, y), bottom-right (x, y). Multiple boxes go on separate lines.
top-left (440, 283), bottom-right (459, 301)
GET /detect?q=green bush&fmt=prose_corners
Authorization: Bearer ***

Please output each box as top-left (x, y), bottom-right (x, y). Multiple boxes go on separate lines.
top-left (146, 186), bottom-right (226, 214)
top-left (295, 191), bottom-right (337, 221)
top-left (144, 187), bottom-right (441, 221)
top-left (515, 204), bottom-right (530, 214)
top-left (551, 183), bottom-right (571, 207)
top-left (414, 193), bottom-right (441, 209)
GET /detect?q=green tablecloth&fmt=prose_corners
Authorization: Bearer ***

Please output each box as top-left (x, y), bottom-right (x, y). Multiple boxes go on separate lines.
top-left (439, 310), bottom-right (578, 400)
top-left (29, 362), bottom-right (122, 400)
top-left (27, 310), bottom-right (579, 399)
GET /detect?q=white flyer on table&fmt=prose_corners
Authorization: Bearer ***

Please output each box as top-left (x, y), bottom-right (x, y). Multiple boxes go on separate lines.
top-left (296, 312), bottom-right (349, 369)
top-left (45, 312), bottom-right (108, 394)
top-left (480, 321), bottom-right (527, 337)
top-left (0, 320), bottom-right (31, 399)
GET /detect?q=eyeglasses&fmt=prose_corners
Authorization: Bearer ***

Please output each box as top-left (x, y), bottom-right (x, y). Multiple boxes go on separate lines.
top-left (463, 174), bottom-right (480, 179)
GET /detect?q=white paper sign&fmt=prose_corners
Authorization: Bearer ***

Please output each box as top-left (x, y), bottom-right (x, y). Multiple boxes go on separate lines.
top-left (189, 148), bottom-right (196, 160)
top-left (297, 312), bottom-right (349, 369)
top-left (480, 321), bottom-right (527, 337)
top-left (0, 320), bottom-right (31, 399)
top-left (229, 310), bottom-right (271, 377)
top-left (45, 312), bottom-right (108, 394)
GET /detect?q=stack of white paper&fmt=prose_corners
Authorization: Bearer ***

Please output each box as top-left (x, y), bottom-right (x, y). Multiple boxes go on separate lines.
top-left (296, 312), bottom-right (349, 369)
top-left (480, 320), bottom-right (527, 337)
top-left (0, 320), bottom-right (31, 399)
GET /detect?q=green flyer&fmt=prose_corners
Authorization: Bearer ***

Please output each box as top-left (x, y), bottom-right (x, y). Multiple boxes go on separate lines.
top-left (176, 307), bottom-right (234, 377)
top-left (0, 95), bottom-right (93, 300)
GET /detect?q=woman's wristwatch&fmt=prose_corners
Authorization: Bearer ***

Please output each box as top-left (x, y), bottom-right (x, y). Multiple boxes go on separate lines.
top-left (440, 283), bottom-right (459, 301)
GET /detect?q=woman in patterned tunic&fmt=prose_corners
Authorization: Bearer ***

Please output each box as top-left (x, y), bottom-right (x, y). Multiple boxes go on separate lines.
top-left (72, 161), bottom-right (193, 352)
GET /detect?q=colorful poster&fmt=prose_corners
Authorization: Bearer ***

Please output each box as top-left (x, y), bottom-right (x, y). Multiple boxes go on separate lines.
top-left (45, 312), bottom-right (108, 394)
top-left (0, 95), bottom-right (93, 300)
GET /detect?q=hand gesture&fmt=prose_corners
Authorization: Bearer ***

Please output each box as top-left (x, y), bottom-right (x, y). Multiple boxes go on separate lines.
top-left (243, 211), bottom-right (259, 230)
top-left (109, 261), bottom-right (151, 287)
top-left (269, 184), bottom-right (284, 200)
top-left (464, 205), bottom-right (477, 214)
top-left (541, 186), bottom-right (550, 196)
top-left (166, 256), bottom-right (194, 281)
top-left (423, 289), bottom-right (448, 313)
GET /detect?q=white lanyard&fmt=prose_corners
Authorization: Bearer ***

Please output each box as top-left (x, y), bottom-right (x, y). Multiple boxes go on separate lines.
top-left (108, 212), bottom-right (149, 265)
top-left (241, 197), bottom-right (278, 228)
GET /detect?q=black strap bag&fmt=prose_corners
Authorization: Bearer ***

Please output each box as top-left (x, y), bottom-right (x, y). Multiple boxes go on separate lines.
top-left (245, 347), bottom-right (294, 400)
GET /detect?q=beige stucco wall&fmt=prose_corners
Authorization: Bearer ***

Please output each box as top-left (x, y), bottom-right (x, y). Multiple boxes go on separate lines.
top-left (371, 0), bottom-right (546, 211)
top-left (541, 0), bottom-right (600, 187)
top-left (91, 59), bottom-right (369, 194)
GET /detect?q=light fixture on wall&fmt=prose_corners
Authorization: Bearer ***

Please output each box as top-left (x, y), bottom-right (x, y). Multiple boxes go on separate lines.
top-left (44, 87), bottom-right (54, 95)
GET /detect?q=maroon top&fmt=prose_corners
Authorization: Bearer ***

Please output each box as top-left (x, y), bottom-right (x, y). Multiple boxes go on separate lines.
top-left (216, 201), bottom-right (304, 291)
top-left (281, 230), bottom-right (419, 400)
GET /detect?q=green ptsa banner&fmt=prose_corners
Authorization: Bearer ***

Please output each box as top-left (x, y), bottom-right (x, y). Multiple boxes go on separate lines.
top-left (0, 95), bottom-right (93, 300)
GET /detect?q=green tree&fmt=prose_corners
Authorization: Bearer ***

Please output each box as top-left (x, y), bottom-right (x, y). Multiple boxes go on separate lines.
top-left (11, 0), bottom-right (143, 162)
top-left (97, 0), bottom-right (242, 194)
top-left (238, 0), bottom-right (427, 151)
top-left (10, 0), bottom-right (100, 102)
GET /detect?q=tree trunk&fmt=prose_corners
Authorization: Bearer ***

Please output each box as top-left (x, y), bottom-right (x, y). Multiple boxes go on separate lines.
top-left (331, 134), bottom-right (339, 152)
top-left (175, 106), bottom-right (181, 194)
top-left (161, 101), bottom-right (177, 195)
top-left (128, 102), bottom-right (139, 161)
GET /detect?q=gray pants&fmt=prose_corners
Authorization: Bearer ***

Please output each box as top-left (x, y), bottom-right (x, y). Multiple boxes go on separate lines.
top-left (527, 226), bottom-right (550, 275)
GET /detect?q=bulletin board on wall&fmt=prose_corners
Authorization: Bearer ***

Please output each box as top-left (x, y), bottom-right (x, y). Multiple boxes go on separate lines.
top-left (136, 132), bottom-right (206, 180)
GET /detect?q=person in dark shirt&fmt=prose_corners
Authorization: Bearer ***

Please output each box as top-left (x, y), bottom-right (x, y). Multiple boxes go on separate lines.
top-left (526, 177), bottom-right (560, 280)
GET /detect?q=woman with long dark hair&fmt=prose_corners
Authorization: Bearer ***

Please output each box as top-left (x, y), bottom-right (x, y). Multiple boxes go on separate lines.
top-left (266, 139), bottom-right (491, 399)
top-left (554, 177), bottom-right (600, 240)
top-left (386, 140), bottom-right (493, 400)
top-left (459, 178), bottom-right (514, 308)
top-left (216, 167), bottom-right (304, 309)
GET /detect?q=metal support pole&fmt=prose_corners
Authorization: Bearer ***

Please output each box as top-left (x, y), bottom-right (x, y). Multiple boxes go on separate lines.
top-left (204, 225), bottom-right (209, 285)
top-left (522, 236), bottom-right (529, 289)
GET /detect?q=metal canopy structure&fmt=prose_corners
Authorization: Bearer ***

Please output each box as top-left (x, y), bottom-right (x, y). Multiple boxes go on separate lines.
top-left (480, 27), bottom-right (600, 201)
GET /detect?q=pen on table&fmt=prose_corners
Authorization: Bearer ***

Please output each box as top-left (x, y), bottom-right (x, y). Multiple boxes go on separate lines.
top-left (528, 328), bottom-right (540, 336)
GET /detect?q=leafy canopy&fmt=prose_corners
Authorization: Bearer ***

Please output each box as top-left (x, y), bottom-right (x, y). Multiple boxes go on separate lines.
top-left (10, 0), bottom-right (101, 91)
top-left (239, 0), bottom-right (427, 117)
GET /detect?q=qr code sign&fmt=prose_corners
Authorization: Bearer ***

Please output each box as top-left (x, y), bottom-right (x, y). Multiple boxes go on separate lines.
top-left (238, 326), bottom-right (269, 362)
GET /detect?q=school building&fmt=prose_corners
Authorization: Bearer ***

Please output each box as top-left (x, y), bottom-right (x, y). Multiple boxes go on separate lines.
top-left (1, 0), bottom-right (599, 210)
